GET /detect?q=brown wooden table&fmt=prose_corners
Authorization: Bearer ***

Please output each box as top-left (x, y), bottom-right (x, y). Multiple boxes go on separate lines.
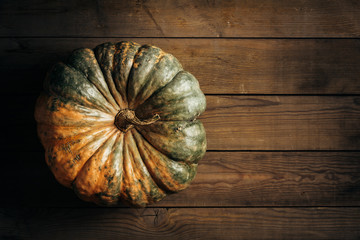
top-left (1, 0), bottom-right (360, 239)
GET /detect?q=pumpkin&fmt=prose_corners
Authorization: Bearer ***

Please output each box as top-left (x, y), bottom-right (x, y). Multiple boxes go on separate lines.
top-left (34, 41), bottom-right (207, 207)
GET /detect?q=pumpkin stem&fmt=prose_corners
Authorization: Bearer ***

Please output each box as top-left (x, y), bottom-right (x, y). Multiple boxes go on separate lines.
top-left (114, 109), bottom-right (160, 132)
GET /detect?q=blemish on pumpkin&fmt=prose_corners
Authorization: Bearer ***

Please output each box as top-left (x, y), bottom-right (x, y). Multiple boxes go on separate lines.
top-left (175, 126), bottom-right (182, 133)
top-left (154, 51), bottom-right (165, 64)
top-left (47, 154), bottom-right (55, 166)
top-left (50, 97), bottom-right (59, 111)
top-left (133, 62), bottom-right (139, 68)
top-left (74, 154), bottom-right (80, 162)
top-left (61, 143), bottom-right (72, 153)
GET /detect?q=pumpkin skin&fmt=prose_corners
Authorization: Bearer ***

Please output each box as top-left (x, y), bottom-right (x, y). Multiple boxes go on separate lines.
top-left (34, 41), bottom-right (207, 207)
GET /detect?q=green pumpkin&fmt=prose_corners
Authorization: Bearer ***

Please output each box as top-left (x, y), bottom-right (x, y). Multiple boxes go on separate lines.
top-left (34, 41), bottom-right (207, 207)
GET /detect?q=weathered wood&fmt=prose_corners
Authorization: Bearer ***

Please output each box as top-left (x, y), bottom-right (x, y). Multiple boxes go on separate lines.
top-left (1, 207), bottom-right (360, 239)
top-left (4, 95), bottom-right (360, 151)
top-left (164, 151), bottom-right (360, 207)
top-left (2, 38), bottom-right (360, 94)
top-left (1, 0), bottom-right (360, 37)
top-left (1, 0), bottom-right (359, 238)
top-left (1, 151), bottom-right (359, 207)
top-left (204, 95), bottom-right (360, 150)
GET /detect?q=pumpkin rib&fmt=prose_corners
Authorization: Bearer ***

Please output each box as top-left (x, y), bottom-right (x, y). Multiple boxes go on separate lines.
top-left (135, 70), bottom-right (206, 121)
top-left (45, 62), bottom-right (117, 115)
top-left (129, 51), bottom-right (167, 109)
top-left (130, 128), bottom-right (170, 191)
top-left (112, 41), bottom-right (141, 107)
top-left (101, 132), bottom-right (125, 205)
top-left (65, 62), bottom-right (119, 112)
top-left (129, 69), bottom-right (186, 116)
top-left (71, 127), bottom-right (119, 189)
top-left (113, 42), bottom-right (128, 105)
top-left (112, 42), bottom-right (127, 107)
top-left (131, 128), bottom-right (198, 193)
top-left (38, 124), bottom-right (114, 147)
top-left (72, 129), bottom-right (122, 205)
top-left (134, 54), bottom-right (184, 109)
top-left (120, 130), bottom-right (166, 207)
top-left (35, 94), bottom-right (115, 127)
top-left (145, 69), bottom-right (185, 99)
top-left (66, 48), bottom-right (120, 112)
top-left (127, 45), bottom-right (163, 109)
top-left (130, 50), bottom-right (183, 109)
top-left (94, 42), bottom-right (127, 109)
top-left (125, 44), bottom-right (150, 109)
top-left (132, 126), bottom-right (169, 161)
top-left (135, 120), bottom-right (206, 164)
top-left (47, 126), bottom-right (118, 188)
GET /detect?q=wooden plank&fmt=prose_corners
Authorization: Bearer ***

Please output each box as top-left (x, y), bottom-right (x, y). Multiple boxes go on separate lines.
top-left (1, 0), bottom-right (360, 37)
top-left (204, 95), bottom-right (360, 150)
top-left (1, 207), bottom-right (360, 239)
top-left (2, 38), bottom-right (360, 94)
top-left (2, 95), bottom-right (360, 151)
top-left (1, 152), bottom-right (359, 207)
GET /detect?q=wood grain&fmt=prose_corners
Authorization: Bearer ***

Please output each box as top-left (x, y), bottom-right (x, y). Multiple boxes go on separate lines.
top-left (1, 207), bottom-right (360, 240)
top-left (1, 0), bottom-right (360, 37)
top-left (1, 0), bottom-right (360, 238)
top-left (2, 151), bottom-right (359, 207)
top-left (2, 38), bottom-right (360, 94)
top-left (204, 95), bottom-right (360, 150)
top-left (2, 95), bottom-right (360, 151)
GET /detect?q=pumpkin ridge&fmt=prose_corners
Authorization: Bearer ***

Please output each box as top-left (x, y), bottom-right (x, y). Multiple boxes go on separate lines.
top-left (35, 93), bottom-right (115, 127)
top-left (66, 51), bottom-right (120, 112)
top-left (120, 130), bottom-right (166, 206)
top-left (133, 126), bottom-right (171, 160)
top-left (94, 42), bottom-right (126, 109)
top-left (45, 62), bottom-right (117, 114)
top-left (132, 70), bottom-right (186, 114)
top-left (103, 132), bottom-right (125, 204)
top-left (111, 41), bottom-right (142, 109)
top-left (72, 130), bottom-right (122, 205)
top-left (127, 45), bottom-right (162, 108)
top-left (119, 130), bottom-right (128, 205)
top-left (92, 132), bottom-right (126, 206)
top-left (134, 70), bottom-right (206, 121)
top-left (125, 44), bottom-right (148, 108)
top-left (130, 51), bottom-right (167, 108)
top-left (111, 43), bottom-right (127, 107)
top-left (38, 124), bottom-right (114, 147)
top-left (71, 127), bottom-right (119, 190)
top-left (134, 63), bottom-right (184, 110)
top-left (130, 128), bottom-right (172, 192)
top-left (112, 41), bottom-right (138, 106)
top-left (64, 62), bottom-right (119, 113)
top-left (131, 128), bottom-right (197, 192)
top-left (135, 120), bottom-right (206, 164)
top-left (47, 126), bottom-right (118, 187)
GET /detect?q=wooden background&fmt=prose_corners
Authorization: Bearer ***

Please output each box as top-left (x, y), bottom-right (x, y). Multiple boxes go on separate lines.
top-left (1, 0), bottom-right (360, 239)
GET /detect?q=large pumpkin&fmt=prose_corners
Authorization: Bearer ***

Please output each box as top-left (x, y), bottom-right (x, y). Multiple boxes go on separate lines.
top-left (34, 41), bottom-right (207, 207)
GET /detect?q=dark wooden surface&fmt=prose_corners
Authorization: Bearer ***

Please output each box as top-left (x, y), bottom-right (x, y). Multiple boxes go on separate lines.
top-left (1, 0), bottom-right (360, 239)
top-left (1, 0), bottom-right (360, 37)
top-left (2, 38), bottom-right (360, 94)
top-left (1, 208), bottom-right (360, 240)
top-left (2, 152), bottom-right (360, 208)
